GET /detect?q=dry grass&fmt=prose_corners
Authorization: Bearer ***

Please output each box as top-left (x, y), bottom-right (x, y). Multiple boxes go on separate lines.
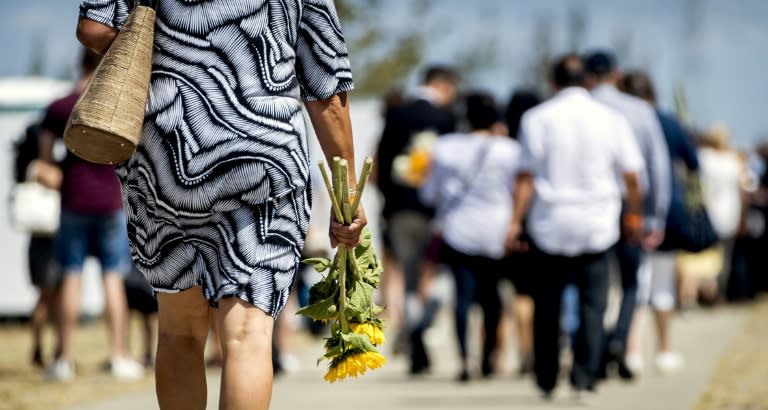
top-left (695, 297), bottom-right (768, 410)
top-left (0, 316), bottom-right (154, 410)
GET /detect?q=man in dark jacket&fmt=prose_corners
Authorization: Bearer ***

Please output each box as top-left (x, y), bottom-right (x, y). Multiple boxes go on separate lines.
top-left (375, 66), bottom-right (457, 374)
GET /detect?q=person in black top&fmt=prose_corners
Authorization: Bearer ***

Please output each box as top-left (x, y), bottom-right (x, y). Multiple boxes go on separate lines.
top-left (375, 66), bottom-right (458, 374)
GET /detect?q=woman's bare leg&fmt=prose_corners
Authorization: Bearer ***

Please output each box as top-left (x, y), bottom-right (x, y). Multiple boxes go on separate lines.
top-left (155, 288), bottom-right (210, 410)
top-left (207, 309), bottom-right (223, 367)
top-left (31, 288), bottom-right (56, 366)
top-left (513, 295), bottom-right (534, 372)
top-left (102, 273), bottom-right (131, 358)
top-left (57, 274), bottom-right (82, 362)
top-left (217, 297), bottom-right (274, 410)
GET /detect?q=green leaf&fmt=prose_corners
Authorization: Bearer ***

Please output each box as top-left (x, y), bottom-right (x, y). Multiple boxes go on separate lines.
top-left (296, 293), bottom-right (338, 322)
top-left (307, 279), bottom-right (335, 305)
top-left (340, 331), bottom-right (379, 353)
top-left (345, 280), bottom-right (374, 318)
top-left (302, 257), bottom-right (332, 273)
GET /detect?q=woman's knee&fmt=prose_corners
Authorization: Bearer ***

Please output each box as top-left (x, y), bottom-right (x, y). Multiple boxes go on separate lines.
top-left (157, 288), bottom-right (210, 341)
top-left (218, 298), bottom-right (273, 357)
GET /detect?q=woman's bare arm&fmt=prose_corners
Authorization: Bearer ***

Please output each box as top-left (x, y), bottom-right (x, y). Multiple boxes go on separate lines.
top-left (305, 92), bottom-right (366, 247)
top-left (76, 18), bottom-right (118, 54)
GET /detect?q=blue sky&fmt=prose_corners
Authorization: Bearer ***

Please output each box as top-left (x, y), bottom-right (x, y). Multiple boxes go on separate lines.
top-left (1, 0), bottom-right (766, 147)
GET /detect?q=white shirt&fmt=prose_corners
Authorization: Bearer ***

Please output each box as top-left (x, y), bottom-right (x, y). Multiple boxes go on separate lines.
top-left (421, 134), bottom-right (521, 259)
top-left (519, 87), bottom-right (644, 256)
top-left (699, 147), bottom-right (744, 239)
top-left (591, 84), bottom-right (671, 231)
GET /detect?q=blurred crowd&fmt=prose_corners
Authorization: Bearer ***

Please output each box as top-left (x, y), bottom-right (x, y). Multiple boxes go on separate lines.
top-left (9, 47), bottom-right (768, 399)
top-left (370, 51), bottom-right (768, 397)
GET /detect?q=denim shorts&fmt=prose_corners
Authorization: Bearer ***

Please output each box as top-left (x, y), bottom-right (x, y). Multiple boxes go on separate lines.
top-left (56, 210), bottom-right (131, 275)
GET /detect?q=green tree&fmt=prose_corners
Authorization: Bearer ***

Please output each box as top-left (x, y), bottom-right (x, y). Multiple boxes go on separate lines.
top-left (336, 0), bottom-right (429, 96)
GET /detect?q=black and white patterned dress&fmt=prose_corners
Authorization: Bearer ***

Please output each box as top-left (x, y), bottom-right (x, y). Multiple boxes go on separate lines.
top-left (79, 0), bottom-right (353, 316)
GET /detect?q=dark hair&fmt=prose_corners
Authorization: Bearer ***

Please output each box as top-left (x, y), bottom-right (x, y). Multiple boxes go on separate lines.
top-left (381, 87), bottom-right (406, 116)
top-left (465, 92), bottom-right (499, 131)
top-left (423, 65), bottom-right (458, 85)
top-left (583, 50), bottom-right (618, 76)
top-left (80, 48), bottom-right (102, 74)
top-left (621, 71), bottom-right (657, 104)
top-left (505, 89), bottom-right (541, 139)
top-left (550, 54), bottom-right (585, 88)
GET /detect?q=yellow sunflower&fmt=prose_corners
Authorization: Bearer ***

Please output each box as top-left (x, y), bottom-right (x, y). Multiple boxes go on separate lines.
top-left (324, 351), bottom-right (387, 383)
top-left (351, 322), bottom-right (386, 346)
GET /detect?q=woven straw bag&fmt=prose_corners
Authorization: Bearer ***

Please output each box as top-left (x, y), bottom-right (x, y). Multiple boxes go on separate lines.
top-left (64, 1), bottom-right (156, 164)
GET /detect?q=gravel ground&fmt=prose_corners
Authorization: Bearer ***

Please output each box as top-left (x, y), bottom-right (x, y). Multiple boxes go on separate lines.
top-left (0, 316), bottom-right (154, 410)
top-left (695, 297), bottom-right (768, 410)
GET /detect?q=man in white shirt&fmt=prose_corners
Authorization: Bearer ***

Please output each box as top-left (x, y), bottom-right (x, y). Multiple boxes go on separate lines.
top-left (507, 55), bottom-right (644, 397)
top-left (584, 51), bottom-right (672, 379)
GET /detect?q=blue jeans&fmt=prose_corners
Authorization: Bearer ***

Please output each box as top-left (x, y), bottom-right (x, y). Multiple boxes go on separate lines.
top-left (607, 238), bottom-right (642, 355)
top-left (56, 210), bottom-right (131, 275)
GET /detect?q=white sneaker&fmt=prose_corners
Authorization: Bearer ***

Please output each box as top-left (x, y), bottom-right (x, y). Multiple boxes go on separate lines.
top-left (110, 357), bottom-right (144, 381)
top-left (625, 353), bottom-right (644, 375)
top-left (46, 359), bottom-right (75, 382)
top-left (280, 354), bottom-right (301, 374)
top-left (655, 351), bottom-right (684, 374)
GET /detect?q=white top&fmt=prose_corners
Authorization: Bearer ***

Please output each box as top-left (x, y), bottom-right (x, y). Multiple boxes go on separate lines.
top-left (519, 87), bottom-right (644, 256)
top-left (699, 148), bottom-right (744, 239)
top-left (420, 134), bottom-right (521, 259)
top-left (591, 84), bottom-right (671, 231)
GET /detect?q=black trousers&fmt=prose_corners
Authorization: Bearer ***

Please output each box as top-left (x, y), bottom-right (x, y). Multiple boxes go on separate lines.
top-left (531, 246), bottom-right (610, 392)
top-left (443, 245), bottom-right (502, 372)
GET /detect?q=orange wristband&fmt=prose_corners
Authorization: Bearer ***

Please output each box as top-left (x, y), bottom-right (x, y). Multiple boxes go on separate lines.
top-left (623, 214), bottom-right (644, 229)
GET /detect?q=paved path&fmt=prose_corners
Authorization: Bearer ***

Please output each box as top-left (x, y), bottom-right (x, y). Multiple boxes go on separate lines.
top-left (71, 304), bottom-right (747, 410)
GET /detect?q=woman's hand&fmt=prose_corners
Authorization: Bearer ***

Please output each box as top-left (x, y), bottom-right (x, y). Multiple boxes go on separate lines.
top-left (505, 221), bottom-right (528, 253)
top-left (329, 206), bottom-right (367, 248)
top-left (30, 160), bottom-right (63, 190)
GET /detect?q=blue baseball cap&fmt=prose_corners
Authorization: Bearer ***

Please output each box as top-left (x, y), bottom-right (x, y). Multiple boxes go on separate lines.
top-left (584, 50), bottom-right (618, 75)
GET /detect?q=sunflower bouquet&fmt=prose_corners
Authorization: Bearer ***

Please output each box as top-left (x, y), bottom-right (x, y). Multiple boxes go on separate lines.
top-left (297, 156), bottom-right (386, 383)
top-left (392, 130), bottom-right (438, 187)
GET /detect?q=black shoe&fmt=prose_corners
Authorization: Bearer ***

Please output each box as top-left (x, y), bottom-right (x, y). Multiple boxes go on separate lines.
top-left (541, 389), bottom-right (554, 401)
top-left (615, 355), bottom-right (635, 381)
top-left (457, 369), bottom-right (470, 383)
top-left (481, 358), bottom-right (494, 378)
top-left (408, 330), bottom-right (430, 375)
top-left (32, 347), bottom-right (44, 368)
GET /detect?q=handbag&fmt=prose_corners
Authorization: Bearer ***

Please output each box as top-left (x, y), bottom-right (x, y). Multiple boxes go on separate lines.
top-left (658, 168), bottom-right (719, 252)
top-left (63, 0), bottom-right (157, 165)
top-left (9, 182), bottom-right (60, 235)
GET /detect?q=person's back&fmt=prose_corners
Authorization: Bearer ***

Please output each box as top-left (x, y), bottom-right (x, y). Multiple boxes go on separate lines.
top-left (699, 141), bottom-right (743, 239)
top-left (42, 91), bottom-right (123, 214)
top-left (591, 83), bottom-right (670, 230)
top-left (521, 87), bottom-right (640, 256)
top-left (423, 133), bottom-right (520, 259)
top-left (377, 86), bottom-right (457, 218)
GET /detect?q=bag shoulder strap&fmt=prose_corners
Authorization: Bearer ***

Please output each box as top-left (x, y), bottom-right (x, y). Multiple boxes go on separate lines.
top-left (137, 0), bottom-right (158, 9)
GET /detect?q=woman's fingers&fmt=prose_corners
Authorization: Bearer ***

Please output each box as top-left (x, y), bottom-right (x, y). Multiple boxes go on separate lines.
top-left (330, 220), bottom-right (363, 247)
top-left (328, 206), bottom-right (368, 248)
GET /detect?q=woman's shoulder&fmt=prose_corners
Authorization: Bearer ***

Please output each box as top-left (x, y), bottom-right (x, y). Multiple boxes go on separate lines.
top-left (491, 136), bottom-right (522, 155)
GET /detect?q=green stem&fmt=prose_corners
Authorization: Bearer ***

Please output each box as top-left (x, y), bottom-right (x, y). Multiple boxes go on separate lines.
top-left (332, 157), bottom-right (344, 222)
top-left (318, 161), bottom-right (344, 223)
top-left (350, 157), bottom-right (373, 214)
top-left (337, 246), bottom-right (349, 334)
top-left (339, 160), bottom-right (352, 225)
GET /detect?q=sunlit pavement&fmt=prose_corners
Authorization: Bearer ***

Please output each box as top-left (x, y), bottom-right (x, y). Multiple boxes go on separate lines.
top-left (72, 304), bottom-right (746, 410)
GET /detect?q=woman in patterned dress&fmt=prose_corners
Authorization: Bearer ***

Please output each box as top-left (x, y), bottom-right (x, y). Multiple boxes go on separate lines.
top-left (76, 1), bottom-right (365, 408)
